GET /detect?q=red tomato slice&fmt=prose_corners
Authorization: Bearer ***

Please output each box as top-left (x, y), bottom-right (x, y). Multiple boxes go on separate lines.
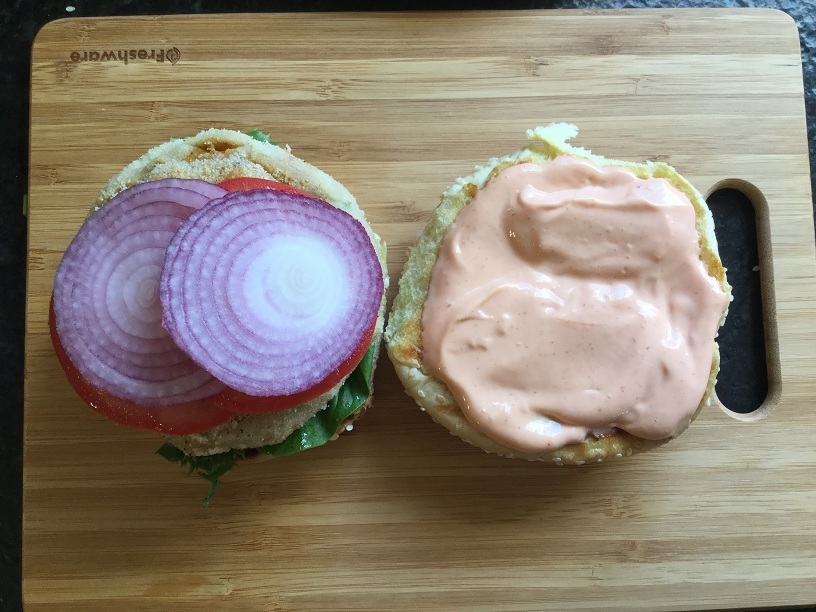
top-left (49, 300), bottom-right (234, 435)
top-left (207, 319), bottom-right (377, 414)
top-left (217, 177), bottom-right (312, 197)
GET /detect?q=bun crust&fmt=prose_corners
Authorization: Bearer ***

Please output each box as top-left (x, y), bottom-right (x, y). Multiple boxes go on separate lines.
top-left (94, 129), bottom-right (388, 456)
top-left (385, 124), bottom-right (730, 464)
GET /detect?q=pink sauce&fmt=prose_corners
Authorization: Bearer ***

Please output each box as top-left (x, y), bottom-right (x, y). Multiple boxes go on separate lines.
top-left (421, 156), bottom-right (729, 453)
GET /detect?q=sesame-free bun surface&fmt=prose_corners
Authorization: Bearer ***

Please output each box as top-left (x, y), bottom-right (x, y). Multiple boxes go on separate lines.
top-left (385, 123), bottom-right (731, 464)
top-left (95, 128), bottom-right (388, 456)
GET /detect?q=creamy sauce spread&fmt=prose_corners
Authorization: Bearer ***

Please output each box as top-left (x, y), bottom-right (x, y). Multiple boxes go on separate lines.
top-left (421, 156), bottom-right (729, 453)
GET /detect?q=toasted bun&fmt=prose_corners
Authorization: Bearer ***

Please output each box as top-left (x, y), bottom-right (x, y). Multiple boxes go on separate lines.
top-left (385, 124), bottom-right (731, 464)
top-left (95, 129), bottom-right (388, 456)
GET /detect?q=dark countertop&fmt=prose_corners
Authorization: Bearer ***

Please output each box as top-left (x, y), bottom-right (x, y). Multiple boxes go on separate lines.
top-left (2, 2), bottom-right (813, 610)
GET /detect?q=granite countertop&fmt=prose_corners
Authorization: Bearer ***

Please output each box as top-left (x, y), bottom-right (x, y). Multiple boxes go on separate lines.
top-left (2, 1), bottom-right (813, 610)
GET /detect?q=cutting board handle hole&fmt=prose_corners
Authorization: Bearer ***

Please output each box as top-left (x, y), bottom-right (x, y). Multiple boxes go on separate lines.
top-left (705, 181), bottom-right (779, 421)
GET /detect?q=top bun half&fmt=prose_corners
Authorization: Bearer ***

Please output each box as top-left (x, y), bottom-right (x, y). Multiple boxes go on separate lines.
top-left (385, 123), bottom-right (731, 464)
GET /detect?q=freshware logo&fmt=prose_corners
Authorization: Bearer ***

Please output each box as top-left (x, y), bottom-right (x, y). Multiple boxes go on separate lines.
top-left (69, 47), bottom-right (181, 65)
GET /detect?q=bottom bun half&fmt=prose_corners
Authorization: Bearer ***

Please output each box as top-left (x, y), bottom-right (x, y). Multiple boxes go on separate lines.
top-left (96, 128), bottom-right (388, 456)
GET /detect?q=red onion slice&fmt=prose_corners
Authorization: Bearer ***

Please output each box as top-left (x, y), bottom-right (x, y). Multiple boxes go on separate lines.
top-left (161, 190), bottom-right (384, 397)
top-left (53, 179), bottom-right (229, 406)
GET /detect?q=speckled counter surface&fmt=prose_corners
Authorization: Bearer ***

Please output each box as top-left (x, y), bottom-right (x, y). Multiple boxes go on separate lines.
top-left (1, 2), bottom-right (813, 610)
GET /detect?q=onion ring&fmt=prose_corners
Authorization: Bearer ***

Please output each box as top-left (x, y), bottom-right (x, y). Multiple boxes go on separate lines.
top-left (53, 179), bottom-right (228, 406)
top-left (161, 189), bottom-right (384, 397)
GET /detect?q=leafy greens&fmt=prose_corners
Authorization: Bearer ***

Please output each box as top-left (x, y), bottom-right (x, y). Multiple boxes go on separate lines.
top-left (245, 129), bottom-right (271, 143)
top-left (169, 129), bottom-right (278, 145)
top-left (157, 343), bottom-right (376, 508)
top-left (156, 443), bottom-right (245, 508)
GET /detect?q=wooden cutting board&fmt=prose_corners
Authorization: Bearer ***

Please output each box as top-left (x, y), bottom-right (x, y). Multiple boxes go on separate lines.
top-left (25, 10), bottom-right (816, 610)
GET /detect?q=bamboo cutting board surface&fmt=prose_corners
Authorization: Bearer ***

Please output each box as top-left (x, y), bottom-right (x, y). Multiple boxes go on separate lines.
top-left (25, 10), bottom-right (816, 610)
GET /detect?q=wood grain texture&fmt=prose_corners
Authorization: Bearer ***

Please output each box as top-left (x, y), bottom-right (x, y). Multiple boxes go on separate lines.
top-left (25, 10), bottom-right (816, 610)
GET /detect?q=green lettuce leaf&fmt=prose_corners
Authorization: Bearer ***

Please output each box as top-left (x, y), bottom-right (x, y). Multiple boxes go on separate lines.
top-left (168, 129), bottom-right (277, 145)
top-left (245, 129), bottom-right (271, 143)
top-left (156, 443), bottom-right (244, 508)
top-left (257, 343), bottom-right (376, 457)
top-left (156, 343), bottom-right (376, 506)
top-left (245, 129), bottom-right (281, 146)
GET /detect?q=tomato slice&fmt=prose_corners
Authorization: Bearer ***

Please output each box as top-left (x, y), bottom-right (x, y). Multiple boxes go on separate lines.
top-left (207, 319), bottom-right (376, 414)
top-left (217, 177), bottom-right (312, 197)
top-left (49, 300), bottom-right (234, 435)
top-left (50, 178), bottom-right (335, 432)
